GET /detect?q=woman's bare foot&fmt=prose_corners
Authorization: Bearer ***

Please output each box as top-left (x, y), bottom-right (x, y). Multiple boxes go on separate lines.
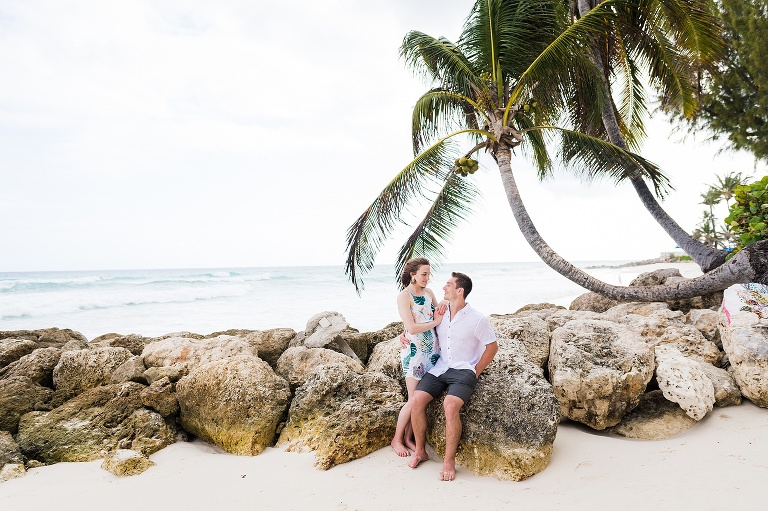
top-left (439, 462), bottom-right (456, 481)
top-left (408, 451), bottom-right (429, 468)
top-left (404, 435), bottom-right (417, 453)
top-left (391, 439), bottom-right (411, 457)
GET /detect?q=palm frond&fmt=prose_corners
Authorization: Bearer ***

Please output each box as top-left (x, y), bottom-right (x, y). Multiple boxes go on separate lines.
top-left (612, 30), bottom-right (648, 150)
top-left (411, 90), bottom-right (487, 155)
top-left (400, 31), bottom-right (479, 97)
top-left (395, 169), bottom-right (481, 286)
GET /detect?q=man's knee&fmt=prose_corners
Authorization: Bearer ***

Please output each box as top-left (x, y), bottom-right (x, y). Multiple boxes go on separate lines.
top-left (443, 395), bottom-right (464, 418)
top-left (411, 390), bottom-right (433, 411)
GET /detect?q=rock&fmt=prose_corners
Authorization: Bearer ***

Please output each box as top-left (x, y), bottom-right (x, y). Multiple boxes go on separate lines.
top-left (140, 377), bottom-right (179, 417)
top-left (339, 322), bottom-right (404, 364)
top-left (489, 315), bottom-right (551, 366)
top-left (0, 376), bottom-right (54, 433)
top-left (604, 302), bottom-right (685, 339)
top-left (0, 430), bottom-right (24, 466)
top-left (719, 283), bottom-right (768, 408)
top-left (426, 339), bottom-right (560, 481)
top-left (515, 303), bottom-right (566, 313)
top-left (653, 324), bottom-right (722, 365)
top-left (176, 355), bottom-right (290, 456)
top-left (364, 338), bottom-right (404, 391)
top-left (655, 345), bottom-right (715, 421)
top-left (278, 363), bottom-right (403, 470)
top-left (143, 366), bottom-right (185, 384)
top-left (15, 382), bottom-right (176, 463)
top-left (569, 292), bottom-right (620, 313)
top-left (0, 328), bottom-right (88, 348)
top-left (549, 320), bottom-right (654, 430)
top-left (101, 449), bottom-right (155, 477)
top-left (0, 339), bottom-right (37, 370)
top-left (542, 309), bottom-right (604, 331)
top-left (687, 309), bottom-right (721, 347)
top-left (53, 347), bottom-right (134, 395)
top-left (242, 328), bottom-right (296, 367)
top-left (110, 356), bottom-right (148, 385)
top-left (697, 362), bottom-right (742, 407)
top-left (607, 390), bottom-right (697, 439)
top-left (142, 335), bottom-right (254, 374)
top-left (276, 346), bottom-right (364, 390)
top-left (628, 269), bottom-right (722, 313)
top-left (0, 347), bottom-right (63, 387)
top-left (0, 463), bottom-right (25, 482)
top-left (296, 312), bottom-right (362, 364)
top-left (89, 334), bottom-right (149, 356)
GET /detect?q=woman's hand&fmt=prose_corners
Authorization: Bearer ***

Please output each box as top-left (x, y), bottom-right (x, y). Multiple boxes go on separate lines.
top-left (399, 331), bottom-right (409, 349)
top-left (435, 300), bottom-right (449, 316)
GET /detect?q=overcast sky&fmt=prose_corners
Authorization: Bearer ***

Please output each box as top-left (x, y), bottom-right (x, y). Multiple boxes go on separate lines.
top-left (1, 0), bottom-right (764, 273)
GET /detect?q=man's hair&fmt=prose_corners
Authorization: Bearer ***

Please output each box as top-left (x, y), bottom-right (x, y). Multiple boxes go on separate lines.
top-left (451, 271), bottom-right (472, 298)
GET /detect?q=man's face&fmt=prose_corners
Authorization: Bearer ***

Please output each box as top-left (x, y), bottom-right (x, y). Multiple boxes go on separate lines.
top-left (443, 277), bottom-right (461, 300)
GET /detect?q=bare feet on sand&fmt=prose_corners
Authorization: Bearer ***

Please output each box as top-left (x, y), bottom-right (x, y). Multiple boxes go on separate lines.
top-left (439, 462), bottom-right (456, 481)
top-left (408, 452), bottom-right (429, 468)
top-left (404, 436), bottom-right (417, 453)
top-left (390, 440), bottom-right (411, 457)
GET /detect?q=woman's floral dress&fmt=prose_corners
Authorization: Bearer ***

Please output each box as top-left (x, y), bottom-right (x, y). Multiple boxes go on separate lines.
top-left (400, 293), bottom-right (440, 379)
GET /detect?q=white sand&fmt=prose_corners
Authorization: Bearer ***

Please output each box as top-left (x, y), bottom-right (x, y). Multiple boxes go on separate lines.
top-left (3, 261), bottom-right (766, 510)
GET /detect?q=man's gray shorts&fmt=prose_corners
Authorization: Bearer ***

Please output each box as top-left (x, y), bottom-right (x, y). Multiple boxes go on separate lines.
top-left (416, 368), bottom-right (477, 404)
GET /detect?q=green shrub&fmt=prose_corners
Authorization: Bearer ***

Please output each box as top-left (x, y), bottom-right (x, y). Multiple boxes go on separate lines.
top-left (725, 175), bottom-right (768, 256)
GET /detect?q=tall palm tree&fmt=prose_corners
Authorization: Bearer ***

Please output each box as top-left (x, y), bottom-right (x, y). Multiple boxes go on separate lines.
top-left (713, 171), bottom-right (745, 209)
top-left (700, 187), bottom-right (722, 237)
top-left (345, 0), bottom-right (768, 301)
top-left (568, 0), bottom-right (730, 272)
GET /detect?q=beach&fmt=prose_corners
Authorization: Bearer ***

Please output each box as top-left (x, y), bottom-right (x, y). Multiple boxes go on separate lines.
top-left (2, 260), bottom-right (767, 510)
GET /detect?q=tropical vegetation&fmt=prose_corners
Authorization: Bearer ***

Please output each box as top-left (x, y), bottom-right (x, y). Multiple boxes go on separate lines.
top-left (725, 176), bottom-right (768, 255)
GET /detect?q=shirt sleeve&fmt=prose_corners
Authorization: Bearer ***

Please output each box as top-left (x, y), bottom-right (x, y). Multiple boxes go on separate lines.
top-left (474, 315), bottom-right (496, 345)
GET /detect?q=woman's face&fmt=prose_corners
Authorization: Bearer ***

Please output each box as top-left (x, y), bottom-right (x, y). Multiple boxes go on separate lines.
top-left (411, 264), bottom-right (431, 288)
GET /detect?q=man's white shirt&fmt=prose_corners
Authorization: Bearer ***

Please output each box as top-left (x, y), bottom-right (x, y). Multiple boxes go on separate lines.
top-left (430, 303), bottom-right (496, 376)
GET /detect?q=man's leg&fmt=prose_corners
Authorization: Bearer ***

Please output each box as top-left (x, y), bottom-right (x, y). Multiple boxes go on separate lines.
top-left (440, 395), bottom-right (464, 481)
top-left (408, 389), bottom-right (433, 468)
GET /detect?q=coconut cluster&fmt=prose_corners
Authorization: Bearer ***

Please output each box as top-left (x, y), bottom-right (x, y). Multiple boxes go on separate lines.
top-left (455, 157), bottom-right (479, 177)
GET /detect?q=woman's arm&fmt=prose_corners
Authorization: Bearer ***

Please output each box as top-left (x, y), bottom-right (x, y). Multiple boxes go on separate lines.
top-left (397, 291), bottom-right (444, 335)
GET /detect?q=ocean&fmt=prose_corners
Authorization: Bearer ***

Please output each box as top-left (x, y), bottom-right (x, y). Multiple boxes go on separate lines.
top-left (0, 261), bottom-right (641, 340)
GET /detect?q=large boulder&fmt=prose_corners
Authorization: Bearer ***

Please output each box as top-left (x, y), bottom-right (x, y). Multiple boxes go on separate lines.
top-left (338, 322), bottom-right (404, 364)
top-left (0, 328), bottom-right (88, 348)
top-left (652, 324), bottom-right (722, 365)
top-left (540, 309), bottom-right (604, 332)
top-left (141, 335), bottom-right (254, 375)
top-left (0, 376), bottom-right (54, 433)
top-left (720, 283), bottom-right (768, 407)
top-left (278, 363), bottom-right (403, 470)
top-left (0, 339), bottom-right (37, 370)
top-left (365, 338), bottom-right (404, 390)
top-left (0, 430), bottom-right (24, 466)
top-left (607, 390), bottom-right (697, 440)
top-left (110, 356), bottom-right (148, 385)
top-left (140, 377), bottom-right (179, 418)
top-left (15, 382), bottom-right (176, 463)
top-left (291, 312), bottom-right (363, 364)
top-left (89, 334), bottom-right (149, 356)
top-left (655, 345), bottom-right (715, 421)
top-left (0, 347), bottom-right (64, 387)
top-left (549, 320), bottom-right (654, 430)
top-left (176, 355), bottom-right (290, 456)
top-left (628, 268), bottom-right (722, 312)
top-left (489, 315), bottom-right (551, 367)
top-left (604, 302), bottom-right (685, 339)
top-left (52, 347), bottom-right (134, 396)
top-left (426, 339), bottom-right (560, 481)
top-left (276, 346), bottom-right (364, 390)
top-left (243, 329), bottom-right (296, 367)
top-left (687, 309), bottom-right (721, 347)
top-left (697, 362), bottom-right (742, 407)
top-left (569, 292), bottom-right (620, 313)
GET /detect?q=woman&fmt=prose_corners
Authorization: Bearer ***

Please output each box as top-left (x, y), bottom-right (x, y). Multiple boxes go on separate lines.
top-left (391, 257), bottom-right (445, 457)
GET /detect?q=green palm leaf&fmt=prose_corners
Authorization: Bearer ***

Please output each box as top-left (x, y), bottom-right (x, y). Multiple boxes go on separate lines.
top-left (411, 90), bottom-right (485, 155)
top-left (401, 31), bottom-right (479, 98)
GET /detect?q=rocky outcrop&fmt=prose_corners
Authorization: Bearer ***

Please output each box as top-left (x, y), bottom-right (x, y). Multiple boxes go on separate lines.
top-left (243, 329), bottom-right (296, 367)
top-left (176, 355), bottom-right (290, 456)
top-left (364, 338), bottom-right (404, 387)
top-left (697, 362), bottom-right (742, 407)
top-left (101, 449), bottom-right (155, 477)
top-left (489, 315), bottom-right (550, 367)
top-left (0, 347), bottom-right (63, 387)
top-left (140, 377), bottom-right (179, 418)
top-left (276, 346), bottom-right (364, 390)
top-left (278, 363), bottom-right (403, 470)
top-left (338, 322), bottom-right (404, 364)
top-left (426, 339), bottom-right (560, 481)
top-left (0, 328), bottom-right (88, 348)
top-left (569, 292), bottom-right (620, 313)
top-left (655, 345), bottom-right (715, 421)
top-left (52, 347), bottom-right (134, 396)
top-left (549, 320), bottom-right (654, 430)
top-left (688, 309), bottom-right (721, 347)
top-left (89, 334), bottom-right (149, 356)
top-left (0, 430), bottom-right (23, 466)
top-left (15, 382), bottom-right (176, 463)
top-left (292, 312), bottom-right (363, 364)
top-left (142, 335), bottom-right (254, 375)
top-left (0, 376), bottom-right (54, 433)
top-left (0, 339), bottom-right (37, 370)
top-left (110, 356), bottom-right (148, 385)
top-left (607, 390), bottom-right (697, 439)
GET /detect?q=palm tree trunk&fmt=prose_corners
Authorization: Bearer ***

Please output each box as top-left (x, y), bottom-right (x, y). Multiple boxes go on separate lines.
top-left (495, 143), bottom-right (768, 301)
top-left (577, 0), bottom-right (726, 273)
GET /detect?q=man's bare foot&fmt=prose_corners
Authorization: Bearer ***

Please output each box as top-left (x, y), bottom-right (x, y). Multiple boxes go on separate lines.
top-left (439, 462), bottom-right (456, 481)
top-left (408, 452), bottom-right (429, 468)
top-left (391, 440), bottom-right (411, 457)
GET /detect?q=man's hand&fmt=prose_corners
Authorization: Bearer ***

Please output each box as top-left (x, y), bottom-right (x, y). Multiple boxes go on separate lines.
top-left (399, 331), bottom-right (408, 349)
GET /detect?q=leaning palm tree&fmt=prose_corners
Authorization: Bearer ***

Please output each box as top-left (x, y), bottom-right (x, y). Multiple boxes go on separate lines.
top-left (345, 0), bottom-right (768, 301)
top-left (567, 0), bottom-right (730, 272)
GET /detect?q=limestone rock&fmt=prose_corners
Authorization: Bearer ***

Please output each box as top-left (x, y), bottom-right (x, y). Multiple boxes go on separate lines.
top-left (53, 347), bottom-right (134, 395)
top-left (688, 309), bottom-right (721, 347)
top-left (101, 449), bottom-right (155, 477)
top-left (515, 303), bottom-right (566, 313)
top-left (278, 363), bottom-right (403, 470)
top-left (607, 390), bottom-right (697, 439)
top-left (0, 328), bottom-right (88, 348)
top-left (15, 382), bottom-right (176, 463)
top-left (655, 345), bottom-right (715, 420)
top-left (364, 338), bottom-right (404, 391)
top-left (628, 268), bottom-right (722, 312)
top-left (426, 339), bottom-right (560, 481)
top-left (143, 365), bottom-right (184, 384)
top-left (549, 320), bottom-right (654, 430)
top-left (0, 347), bottom-right (63, 387)
top-left (339, 322), bottom-right (404, 364)
top-left (293, 312), bottom-right (363, 364)
top-left (140, 377), bottom-right (179, 417)
top-left (698, 362), bottom-right (742, 407)
top-left (0, 463), bottom-right (25, 482)
top-left (0, 339), bottom-right (37, 370)
top-left (604, 302), bottom-right (685, 339)
top-left (569, 292), bottom-right (620, 313)
top-left (542, 309), bottom-right (604, 331)
top-left (653, 324), bottom-right (722, 365)
top-left (242, 328), bottom-right (296, 367)
top-left (142, 335), bottom-right (254, 374)
top-left (489, 315), bottom-right (550, 366)
top-left (110, 356), bottom-right (148, 385)
top-left (276, 346), bottom-right (364, 390)
top-left (0, 376), bottom-right (54, 433)
top-left (176, 355), bottom-right (290, 456)
top-left (0, 430), bottom-right (23, 466)
top-left (89, 334), bottom-right (149, 356)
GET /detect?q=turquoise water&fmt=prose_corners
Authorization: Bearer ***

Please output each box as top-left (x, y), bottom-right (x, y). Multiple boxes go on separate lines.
top-left (0, 261), bottom-right (630, 340)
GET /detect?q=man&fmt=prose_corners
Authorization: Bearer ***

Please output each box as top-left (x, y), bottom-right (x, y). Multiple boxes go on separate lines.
top-left (407, 271), bottom-right (498, 481)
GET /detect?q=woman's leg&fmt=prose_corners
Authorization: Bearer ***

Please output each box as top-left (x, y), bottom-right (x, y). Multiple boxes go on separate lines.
top-left (391, 377), bottom-right (419, 456)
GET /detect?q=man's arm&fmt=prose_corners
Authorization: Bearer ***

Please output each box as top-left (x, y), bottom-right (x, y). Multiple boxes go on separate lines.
top-left (474, 341), bottom-right (498, 377)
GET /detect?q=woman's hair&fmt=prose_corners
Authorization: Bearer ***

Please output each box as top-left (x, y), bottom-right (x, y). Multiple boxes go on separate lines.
top-left (400, 257), bottom-right (430, 288)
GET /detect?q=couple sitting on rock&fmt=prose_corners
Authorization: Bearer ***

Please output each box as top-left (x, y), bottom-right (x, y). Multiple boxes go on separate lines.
top-left (392, 257), bottom-right (498, 481)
